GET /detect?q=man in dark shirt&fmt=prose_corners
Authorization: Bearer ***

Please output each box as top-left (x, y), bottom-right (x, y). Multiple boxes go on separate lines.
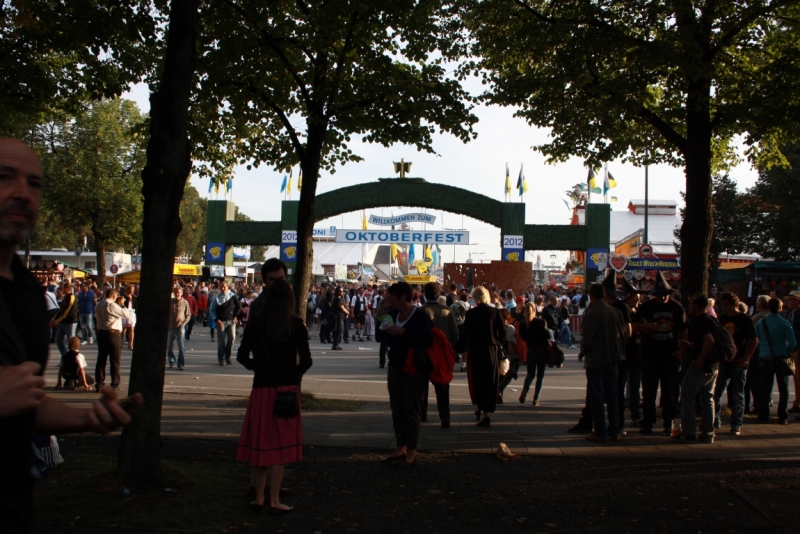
top-left (674, 293), bottom-right (719, 443)
top-left (713, 292), bottom-right (758, 435)
top-left (541, 296), bottom-right (560, 339)
top-left (331, 286), bottom-right (349, 350)
top-left (0, 138), bottom-right (140, 534)
top-left (637, 272), bottom-right (687, 435)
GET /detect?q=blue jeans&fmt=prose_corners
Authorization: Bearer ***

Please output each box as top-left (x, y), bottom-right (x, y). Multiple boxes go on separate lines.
top-left (79, 313), bottom-right (94, 342)
top-left (167, 327), bottom-right (186, 368)
top-left (56, 322), bottom-right (78, 356)
top-left (680, 366), bottom-right (717, 438)
top-left (586, 362), bottom-right (619, 439)
top-left (714, 362), bottom-right (746, 430)
top-left (217, 322), bottom-right (236, 363)
top-left (557, 323), bottom-right (572, 347)
top-left (332, 317), bottom-right (344, 348)
top-left (523, 348), bottom-right (548, 401)
top-left (758, 357), bottom-right (790, 422)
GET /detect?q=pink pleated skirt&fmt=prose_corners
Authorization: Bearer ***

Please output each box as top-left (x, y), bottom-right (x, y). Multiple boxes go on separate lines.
top-left (236, 386), bottom-right (303, 467)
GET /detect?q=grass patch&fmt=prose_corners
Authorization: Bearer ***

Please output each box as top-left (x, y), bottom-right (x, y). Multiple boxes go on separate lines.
top-left (35, 454), bottom-right (265, 532)
top-left (227, 391), bottom-right (364, 411)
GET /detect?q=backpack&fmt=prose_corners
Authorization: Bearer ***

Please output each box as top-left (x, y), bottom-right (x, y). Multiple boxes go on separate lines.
top-left (706, 318), bottom-right (737, 364)
top-left (403, 327), bottom-right (456, 386)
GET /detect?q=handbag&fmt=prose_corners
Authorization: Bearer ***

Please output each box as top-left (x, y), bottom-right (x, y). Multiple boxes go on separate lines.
top-left (546, 341), bottom-right (565, 368)
top-left (258, 329), bottom-right (300, 417)
top-left (762, 319), bottom-right (796, 378)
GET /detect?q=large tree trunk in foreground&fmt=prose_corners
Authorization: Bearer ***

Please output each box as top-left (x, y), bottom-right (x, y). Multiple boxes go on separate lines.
top-left (679, 79), bottom-right (713, 301)
top-left (118, 0), bottom-right (198, 487)
top-left (293, 121), bottom-right (327, 317)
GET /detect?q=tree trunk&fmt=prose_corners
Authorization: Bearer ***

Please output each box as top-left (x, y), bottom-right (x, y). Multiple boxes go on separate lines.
top-left (118, 0), bottom-right (198, 488)
top-left (94, 233), bottom-right (106, 290)
top-left (679, 78), bottom-right (713, 301)
top-left (293, 120), bottom-right (328, 317)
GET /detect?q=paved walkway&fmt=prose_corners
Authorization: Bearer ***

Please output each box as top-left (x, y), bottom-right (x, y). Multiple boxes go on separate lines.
top-left (52, 389), bottom-right (800, 460)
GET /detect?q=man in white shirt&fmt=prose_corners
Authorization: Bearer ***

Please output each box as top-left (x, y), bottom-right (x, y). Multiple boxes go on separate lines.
top-left (350, 287), bottom-right (368, 341)
top-left (94, 288), bottom-right (130, 391)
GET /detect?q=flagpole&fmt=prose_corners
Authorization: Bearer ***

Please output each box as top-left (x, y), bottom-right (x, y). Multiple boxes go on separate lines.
top-left (603, 163), bottom-right (608, 204)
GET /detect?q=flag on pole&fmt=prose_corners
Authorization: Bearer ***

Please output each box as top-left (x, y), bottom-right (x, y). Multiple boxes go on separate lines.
top-left (562, 199), bottom-right (572, 211)
top-left (504, 163), bottom-right (511, 196)
top-left (391, 243), bottom-right (398, 262)
top-left (226, 179), bottom-right (232, 192)
top-left (362, 211), bottom-right (368, 230)
top-left (298, 167), bottom-right (302, 191)
top-left (588, 168), bottom-right (602, 194)
top-left (425, 244), bottom-right (433, 262)
top-left (605, 171), bottom-right (617, 193)
top-left (214, 181), bottom-right (220, 194)
top-left (517, 164), bottom-right (527, 196)
top-left (287, 168), bottom-right (293, 195)
top-left (280, 174), bottom-right (288, 193)
top-left (208, 178), bottom-right (213, 194)
top-left (432, 246), bottom-right (439, 266)
top-left (408, 244), bottom-right (415, 265)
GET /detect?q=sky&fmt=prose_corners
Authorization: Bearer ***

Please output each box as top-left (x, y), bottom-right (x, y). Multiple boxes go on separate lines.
top-left (126, 82), bottom-right (759, 267)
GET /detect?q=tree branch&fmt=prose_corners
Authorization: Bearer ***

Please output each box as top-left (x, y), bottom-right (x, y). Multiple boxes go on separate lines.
top-left (638, 107), bottom-right (688, 154)
top-left (326, 9), bottom-right (359, 114)
top-left (711, 0), bottom-right (794, 57)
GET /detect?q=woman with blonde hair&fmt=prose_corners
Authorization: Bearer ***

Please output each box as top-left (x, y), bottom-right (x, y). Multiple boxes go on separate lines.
top-left (518, 302), bottom-right (551, 406)
top-left (455, 286), bottom-right (506, 427)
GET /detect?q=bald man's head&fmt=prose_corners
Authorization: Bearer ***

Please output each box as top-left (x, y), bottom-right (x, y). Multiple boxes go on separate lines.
top-left (0, 138), bottom-right (42, 245)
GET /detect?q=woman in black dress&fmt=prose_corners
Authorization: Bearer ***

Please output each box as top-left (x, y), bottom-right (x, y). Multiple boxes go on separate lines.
top-left (236, 279), bottom-right (313, 514)
top-left (374, 282), bottom-right (433, 467)
top-left (456, 286), bottom-right (506, 427)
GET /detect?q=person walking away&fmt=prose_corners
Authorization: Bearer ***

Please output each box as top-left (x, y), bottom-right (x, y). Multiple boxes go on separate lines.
top-left (636, 273), bottom-right (688, 436)
top-left (455, 286), bottom-right (506, 427)
top-left (622, 282), bottom-right (646, 425)
top-left (94, 288), bottom-right (130, 391)
top-left (450, 293), bottom-right (470, 371)
top-left (510, 296), bottom-right (528, 364)
top-left (183, 285), bottom-right (198, 340)
top-left (167, 287), bottom-right (191, 370)
top-left (420, 282), bottom-right (459, 427)
top-left (330, 286), bottom-right (349, 351)
top-left (319, 290), bottom-right (333, 345)
top-left (746, 295), bottom-right (770, 413)
top-left (754, 297), bottom-right (797, 424)
top-left (209, 280), bottom-right (241, 365)
top-left (557, 298), bottom-right (574, 348)
top-left (76, 282), bottom-right (96, 345)
top-left (497, 308), bottom-right (520, 403)
top-left (50, 281), bottom-right (79, 356)
top-left (784, 291), bottom-right (800, 415)
top-left (122, 284), bottom-right (137, 350)
top-left (375, 282), bottom-right (434, 467)
top-left (236, 279), bottom-right (312, 514)
top-left (580, 283), bottom-right (627, 443)
top-left (518, 302), bottom-right (550, 406)
top-left (363, 287), bottom-right (375, 341)
top-left (195, 286), bottom-right (208, 336)
top-left (673, 293), bottom-right (721, 443)
top-left (713, 292), bottom-right (758, 435)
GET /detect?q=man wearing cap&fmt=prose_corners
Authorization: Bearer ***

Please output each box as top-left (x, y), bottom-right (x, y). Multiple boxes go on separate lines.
top-left (636, 272), bottom-right (688, 436)
top-left (784, 290), bottom-right (800, 415)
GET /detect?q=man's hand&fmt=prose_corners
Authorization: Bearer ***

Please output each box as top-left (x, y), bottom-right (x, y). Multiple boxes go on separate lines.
top-left (0, 362), bottom-right (46, 417)
top-left (216, 319), bottom-right (223, 329)
top-left (83, 386), bottom-right (143, 435)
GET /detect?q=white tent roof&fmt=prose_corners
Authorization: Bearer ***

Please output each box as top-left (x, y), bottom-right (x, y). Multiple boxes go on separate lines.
top-left (264, 242), bottom-right (379, 275)
top-left (610, 210), bottom-right (681, 254)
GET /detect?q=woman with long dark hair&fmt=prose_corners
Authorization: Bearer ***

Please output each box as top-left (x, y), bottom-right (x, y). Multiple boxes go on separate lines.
top-left (236, 279), bottom-right (312, 514)
top-left (456, 286), bottom-right (506, 427)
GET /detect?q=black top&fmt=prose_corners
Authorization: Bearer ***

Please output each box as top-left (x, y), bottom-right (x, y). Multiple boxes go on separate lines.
top-left (519, 317), bottom-right (550, 350)
top-left (541, 304), bottom-right (560, 331)
top-left (0, 255), bottom-right (50, 533)
top-left (61, 350), bottom-right (81, 375)
top-left (332, 295), bottom-right (348, 319)
top-left (719, 312), bottom-right (757, 362)
top-left (56, 292), bottom-right (79, 324)
top-left (374, 307), bottom-right (433, 368)
top-left (455, 304), bottom-right (507, 353)
top-left (638, 298), bottom-right (687, 355)
top-left (688, 313), bottom-right (719, 372)
top-left (215, 294), bottom-right (240, 322)
top-left (236, 315), bottom-right (312, 388)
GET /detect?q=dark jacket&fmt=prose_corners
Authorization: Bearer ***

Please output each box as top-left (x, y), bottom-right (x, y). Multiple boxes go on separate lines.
top-left (541, 304), bottom-right (560, 331)
top-left (580, 300), bottom-right (627, 368)
top-left (237, 315), bottom-right (312, 388)
top-left (421, 301), bottom-right (459, 348)
top-left (53, 292), bottom-right (79, 324)
top-left (455, 303), bottom-right (506, 354)
top-left (519, 317), bottom-right (550, 350)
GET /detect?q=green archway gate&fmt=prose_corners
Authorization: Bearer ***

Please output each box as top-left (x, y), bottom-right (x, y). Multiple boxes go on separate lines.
top-left (205, 179), bottom-right (610, 288)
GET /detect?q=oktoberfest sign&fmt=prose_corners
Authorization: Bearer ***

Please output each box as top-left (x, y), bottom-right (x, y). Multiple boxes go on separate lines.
top-left (336, 230), bottom-right (468, 244)
top-left (368, 213), bottom-right (436, 226)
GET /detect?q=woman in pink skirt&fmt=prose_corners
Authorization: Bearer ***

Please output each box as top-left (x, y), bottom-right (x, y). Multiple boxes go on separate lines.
top-left (236, 278), bottom-right (312, 514)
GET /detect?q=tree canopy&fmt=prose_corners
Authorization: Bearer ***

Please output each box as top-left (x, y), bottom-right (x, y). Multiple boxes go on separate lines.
top-left (194, 0), bottom-right (477, 310)
top-left (465, 0), bottom-right (800, 295)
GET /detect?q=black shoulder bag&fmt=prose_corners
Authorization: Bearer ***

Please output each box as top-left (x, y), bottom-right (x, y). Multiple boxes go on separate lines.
top-left (258, 327), bottom-right (299, 418)
top-left (762, 319), bottom-right (796, 378)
